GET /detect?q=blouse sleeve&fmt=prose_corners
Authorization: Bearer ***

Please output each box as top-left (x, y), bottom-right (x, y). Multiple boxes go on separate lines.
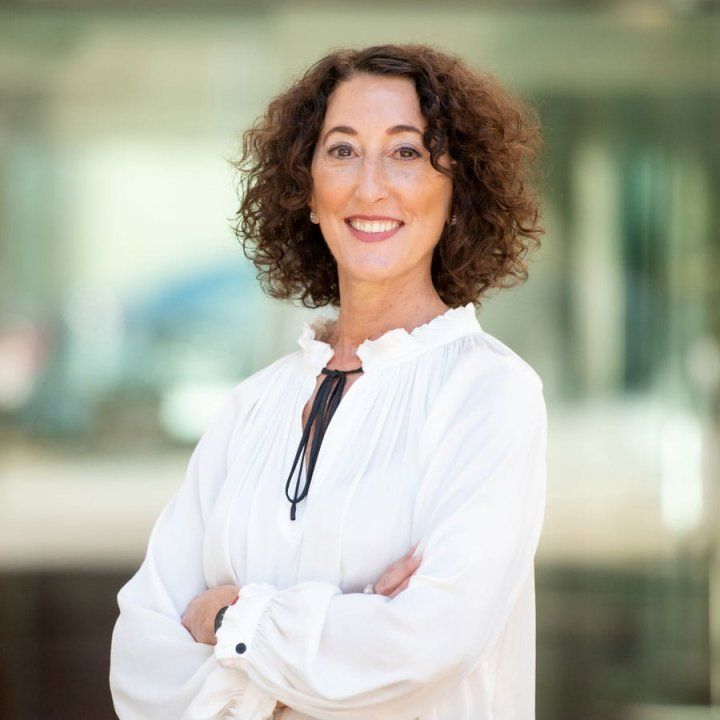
top-left (109, 380), bottom-right (278, 720)
top-left (212, 356), bottom-right (548, 720)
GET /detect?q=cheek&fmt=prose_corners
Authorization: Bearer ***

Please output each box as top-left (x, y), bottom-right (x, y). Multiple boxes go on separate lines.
top-left (395, 168), bottom-right (451, 209)
top-left (312, 166), bottom-right (356, 205)
top-left (422, 172), bottom-right (452, 206)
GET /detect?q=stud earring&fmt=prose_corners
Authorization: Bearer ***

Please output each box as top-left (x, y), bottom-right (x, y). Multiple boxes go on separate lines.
top-left (310, 211), bottom-right (318, 223)
top-left (449, 214), bottom-right (457, 226)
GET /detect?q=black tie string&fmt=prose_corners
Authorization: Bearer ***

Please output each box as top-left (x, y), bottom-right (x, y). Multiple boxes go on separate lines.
top-left (285, 365), bottom-right (363, 521)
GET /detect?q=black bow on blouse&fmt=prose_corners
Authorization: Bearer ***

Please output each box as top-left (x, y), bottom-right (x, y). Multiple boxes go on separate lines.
top-left (285, 365), bottom-right (363, 521)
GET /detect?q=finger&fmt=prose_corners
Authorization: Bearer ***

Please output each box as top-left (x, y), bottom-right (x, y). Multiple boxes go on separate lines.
top-left (381, 543), bottom-right (419, 579)
top-left (384, 557), bottom-right (417, 594)
top-left (377, 554), bottom-right (422, 596)
top-left (376, 567), bottom-right (404, 596)
top-left (389, 556), bottom-right (422, 597)
top-left (389, 577), bottom-right (410, 598)
top-left (404, 541), bottom-right (420, 558)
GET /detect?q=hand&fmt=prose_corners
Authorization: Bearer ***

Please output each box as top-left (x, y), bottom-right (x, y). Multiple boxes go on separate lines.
top-left (374, 542), bottom-right (423, 598)
top-left (182, 584), bottom-right (241, 645)
top-left (272, 546), bottom-right (423, 715)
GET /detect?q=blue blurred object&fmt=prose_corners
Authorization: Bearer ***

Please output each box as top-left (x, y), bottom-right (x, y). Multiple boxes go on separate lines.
top-left (14, 258), bottom-right (266, 445)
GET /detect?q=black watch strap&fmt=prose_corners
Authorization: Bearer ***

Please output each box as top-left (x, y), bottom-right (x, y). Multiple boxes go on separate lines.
top-left (214, 605), bottom-right (229, 634)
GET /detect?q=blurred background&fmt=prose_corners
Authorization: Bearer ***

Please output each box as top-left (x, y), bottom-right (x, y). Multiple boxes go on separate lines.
top-left (0, 2), bottom-right (718, 718)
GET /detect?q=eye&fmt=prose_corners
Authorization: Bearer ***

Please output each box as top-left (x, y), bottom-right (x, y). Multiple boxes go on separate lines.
top-left (396, 146), bottom-right (422, 160)
top-left (326, 144), bottom-right (423, 160)
top-left (327, 144), bottom-right (354, 158)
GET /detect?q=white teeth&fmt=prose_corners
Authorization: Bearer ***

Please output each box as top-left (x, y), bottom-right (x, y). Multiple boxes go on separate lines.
top-left (349, 219), bottom-right (401, 233)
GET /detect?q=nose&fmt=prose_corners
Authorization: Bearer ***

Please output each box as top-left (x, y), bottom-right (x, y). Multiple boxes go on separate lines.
top-left (353, 155), bottom-right (389, 204)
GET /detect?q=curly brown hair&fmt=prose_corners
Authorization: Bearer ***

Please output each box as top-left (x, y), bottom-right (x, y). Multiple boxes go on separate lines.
top-left (229, 43), bottom-right (546, 309)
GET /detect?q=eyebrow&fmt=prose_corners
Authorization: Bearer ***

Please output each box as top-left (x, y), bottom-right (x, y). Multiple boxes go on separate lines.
top-left (321, 124), bottom-right (422, 144)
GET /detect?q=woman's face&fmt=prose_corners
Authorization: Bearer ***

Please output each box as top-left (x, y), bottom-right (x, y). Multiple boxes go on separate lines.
top-left (310, 73), bottom-right (454, 288)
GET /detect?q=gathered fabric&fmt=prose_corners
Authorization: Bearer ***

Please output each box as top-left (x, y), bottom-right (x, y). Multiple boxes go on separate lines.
top-left (109, 302), bottom-right (548, 720)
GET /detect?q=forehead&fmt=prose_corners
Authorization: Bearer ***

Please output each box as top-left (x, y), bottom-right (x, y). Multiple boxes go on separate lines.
top-left (322, 74), bottom-right (425, 129)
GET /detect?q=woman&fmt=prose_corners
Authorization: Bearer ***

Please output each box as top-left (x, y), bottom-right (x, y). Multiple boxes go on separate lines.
top-left (110, 43), bottom-right (547, 720)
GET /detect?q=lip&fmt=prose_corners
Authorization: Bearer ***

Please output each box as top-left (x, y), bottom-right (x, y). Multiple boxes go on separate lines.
top-left (345, 217), bottom-right (404, 243)
top-left (346, 215), bottom-right (403, 222)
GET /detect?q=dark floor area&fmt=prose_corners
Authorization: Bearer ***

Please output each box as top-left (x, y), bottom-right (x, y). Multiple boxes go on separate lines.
top-left (0, 558), bottom-right (710, 719)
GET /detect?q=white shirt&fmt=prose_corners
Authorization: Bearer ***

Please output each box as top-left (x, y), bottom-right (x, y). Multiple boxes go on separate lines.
top-left (109, 302), bottom-right (548, 720)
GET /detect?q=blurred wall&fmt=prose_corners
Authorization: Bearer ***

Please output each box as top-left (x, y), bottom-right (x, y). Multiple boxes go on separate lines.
top-left (0, 3), bottom-right (718, 719)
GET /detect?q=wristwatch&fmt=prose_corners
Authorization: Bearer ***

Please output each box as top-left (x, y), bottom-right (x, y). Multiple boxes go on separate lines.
top-left (214, 605), bottom-right (229, 634)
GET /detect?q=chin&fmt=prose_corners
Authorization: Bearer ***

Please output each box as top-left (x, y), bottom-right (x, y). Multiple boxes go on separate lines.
top-left (346, 265), bottom-right (397, 281)
top-left (340, 245), bottom-right (411, 274)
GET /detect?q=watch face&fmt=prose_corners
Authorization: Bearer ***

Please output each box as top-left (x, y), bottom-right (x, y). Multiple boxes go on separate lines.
top-left (214, 605), bottom-right (229, 634)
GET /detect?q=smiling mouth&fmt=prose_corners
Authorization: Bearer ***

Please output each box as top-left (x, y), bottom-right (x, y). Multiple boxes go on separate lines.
top-left (344, 217), bottom-right (404, 244)
top-left (345, 218), bottom-right (404, 233)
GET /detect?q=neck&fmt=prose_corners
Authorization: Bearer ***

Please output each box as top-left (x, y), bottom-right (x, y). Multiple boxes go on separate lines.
top-left (324, 276), bottom-right (450, 370)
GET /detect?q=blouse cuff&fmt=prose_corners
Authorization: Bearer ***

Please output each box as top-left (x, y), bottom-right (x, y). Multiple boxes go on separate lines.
top-left (181, 662), bottom-right (278, 720)
top-left (227, 679), bottom-right (279, 720)
top-left (214, 583), bottom-right (278, 670)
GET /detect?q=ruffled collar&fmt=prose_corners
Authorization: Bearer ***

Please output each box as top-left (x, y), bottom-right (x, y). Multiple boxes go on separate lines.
top-left (297, 301), bottom-right (482, 374)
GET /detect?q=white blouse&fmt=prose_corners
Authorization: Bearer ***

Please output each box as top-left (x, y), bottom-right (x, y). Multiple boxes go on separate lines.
top-left (109, 302), bottom-right (548, 720)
